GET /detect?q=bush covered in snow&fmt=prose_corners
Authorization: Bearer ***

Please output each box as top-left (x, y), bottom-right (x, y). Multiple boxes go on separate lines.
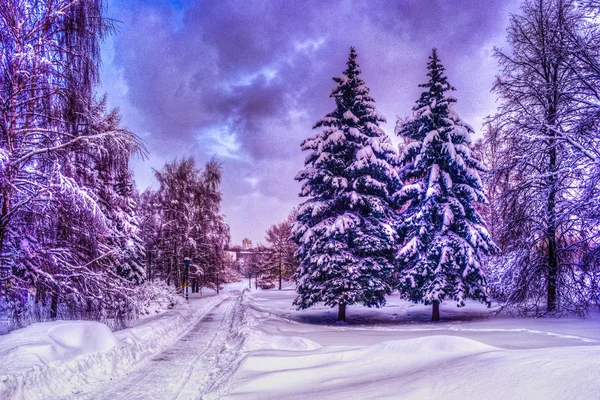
top-left (0, 290), bottom-right (138, 332)
top-left (0, 280), bottom-right (184, 332)
top-left (134, 280), bottom-right (183, 316)
top-left (485, 251), bottom-right (600, 317)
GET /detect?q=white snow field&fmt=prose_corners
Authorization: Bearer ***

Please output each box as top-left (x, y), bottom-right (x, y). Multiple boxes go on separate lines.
top-left (217, 287), bottom-right (600, 400)
top-left (2, 282), bottom-right (599, 399)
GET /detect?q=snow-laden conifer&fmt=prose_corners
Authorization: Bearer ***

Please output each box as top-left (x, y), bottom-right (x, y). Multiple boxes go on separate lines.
top-left (293, 48), bottom-right (399, 321)
top-left (395, 49), bottom-right (497, 321)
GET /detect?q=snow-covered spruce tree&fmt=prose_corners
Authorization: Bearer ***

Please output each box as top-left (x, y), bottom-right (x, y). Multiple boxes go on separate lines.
top-left (395, 49), bottom-right (497, 322)
top-left (293, 48), bottom-right (399, 321)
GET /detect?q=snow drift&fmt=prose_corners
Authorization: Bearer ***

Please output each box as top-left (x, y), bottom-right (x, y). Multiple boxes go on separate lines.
top-left (0, 293), bottom-right (226, 399)
top-left (220, 288), bottom-right (600, 400)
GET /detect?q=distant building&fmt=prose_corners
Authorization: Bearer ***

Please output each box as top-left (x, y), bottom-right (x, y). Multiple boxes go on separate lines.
top-left (225, 241), bottom-right (268, 274)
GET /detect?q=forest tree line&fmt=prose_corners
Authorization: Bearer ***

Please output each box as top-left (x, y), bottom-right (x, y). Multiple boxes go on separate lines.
top-left (0, 0), bottom-right (231, 329)
top-left (1, 0), bottom-right (600, 330)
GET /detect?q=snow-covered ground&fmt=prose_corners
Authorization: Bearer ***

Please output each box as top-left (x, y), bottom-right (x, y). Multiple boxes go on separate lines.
top-left (0, 282), bottom-right (245, 400)
top-left (219, 287), bottom-right (600, 400)
top-left (2, 282), bottom-right (599, 399)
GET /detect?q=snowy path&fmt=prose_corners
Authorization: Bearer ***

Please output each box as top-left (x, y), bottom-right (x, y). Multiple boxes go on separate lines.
top-left (77, 295), bottom-right (241, 400)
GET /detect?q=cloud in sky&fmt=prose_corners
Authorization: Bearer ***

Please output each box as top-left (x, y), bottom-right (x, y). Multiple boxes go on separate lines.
top-left (100, 0), bottom-right (521, 245)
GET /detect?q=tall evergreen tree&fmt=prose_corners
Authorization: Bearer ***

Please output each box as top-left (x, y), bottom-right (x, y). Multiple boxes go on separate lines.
top-left (395, 49), bottom-right (497, 321)
top-left (293, 48), bottom-right (399, 321)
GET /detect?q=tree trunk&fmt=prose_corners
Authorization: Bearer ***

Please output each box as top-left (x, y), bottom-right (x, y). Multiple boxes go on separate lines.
top-left (166, 260), bottom-right (172, 286)
top-left (432, 300), bottom-right (440, 322)
top-left (547, 101), bottom-right (558, 313)
top-left (147, 250), bottom-right (152, 282)
top-left (279, 263), bottom-right (282, 290)
top-left (50, 293), bottom-right (58, 319)
top-left (337, 301), bottom-right (346, 322)
top-left (547, 190), bottom-right (558, 312)
top-left (0, 213), bottom-right (10, 290)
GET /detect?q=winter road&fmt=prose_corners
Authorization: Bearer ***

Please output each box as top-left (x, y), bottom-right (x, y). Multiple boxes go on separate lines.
top-left (77, 294), bottom-right (242, 400)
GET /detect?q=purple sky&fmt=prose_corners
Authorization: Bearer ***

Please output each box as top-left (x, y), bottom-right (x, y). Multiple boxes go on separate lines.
top-left (99, 0), bottom-right (520, 245)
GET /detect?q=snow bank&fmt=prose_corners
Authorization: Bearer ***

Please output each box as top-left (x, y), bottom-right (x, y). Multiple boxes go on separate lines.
top-left (0, 293), bottom-right (227, 400)
top-left (14, 322), bottom-right (120, 367)
top-left (228, 336), bottom-right (497, 398)
top-left (227, 334), bottom-right (600, 400)
top-left (244, 331), bottom-right (321, 352)
top-left (47, 322), bottom-right (119, 354)
top-left (219, 288), bottom-right (600, 399)
top-left (239, 293), bottom-right (322, 353)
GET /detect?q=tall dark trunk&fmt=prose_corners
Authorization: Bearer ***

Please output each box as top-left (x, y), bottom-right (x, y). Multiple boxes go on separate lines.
top-left (36, 286), bottom-right (44, 306)
top-left (175, 254), bottom-right (181, 290)
top-left (166, 259), bottom-right (172, 286)
top-left (146, 249), bottom-right (152, 282)
top-left (337, 301), bottom-right (346, 322)
top-left (0, 201), bottom-right (10, 289)
top-left (547, 145), bottom-right (558, 312)
top-left (279, 263), bottom-right (282, 290)
top-left (546, 89), bottom-right (558, 313)
top-left (432, 300), bottom-right (440, 322)
top-left (50, 293), bottom-right (58, 319)
top-left (0, 185), bottom-right (12, 257)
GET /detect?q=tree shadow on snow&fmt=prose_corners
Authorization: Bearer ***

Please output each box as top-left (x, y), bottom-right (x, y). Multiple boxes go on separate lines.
top-left (279, 304), bottom-right (493, 327)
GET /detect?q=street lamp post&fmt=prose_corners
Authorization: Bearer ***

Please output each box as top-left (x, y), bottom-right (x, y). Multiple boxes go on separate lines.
top-left (184, 257), bottom-right (190, 301)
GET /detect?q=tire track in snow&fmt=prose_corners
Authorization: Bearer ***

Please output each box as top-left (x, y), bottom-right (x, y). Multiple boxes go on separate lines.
top-left (196, 291), bottom-right (250, 399)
